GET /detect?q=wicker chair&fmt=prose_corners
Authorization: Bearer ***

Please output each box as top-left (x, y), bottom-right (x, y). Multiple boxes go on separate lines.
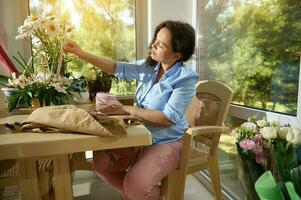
top-left (0, 158), bottom-right (53, 200)
top-left (162, 80), bottom-right (233, 200)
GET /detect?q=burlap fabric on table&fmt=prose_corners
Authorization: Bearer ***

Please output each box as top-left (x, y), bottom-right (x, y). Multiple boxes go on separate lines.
top-left (21, 105), bottom-right (139, 137)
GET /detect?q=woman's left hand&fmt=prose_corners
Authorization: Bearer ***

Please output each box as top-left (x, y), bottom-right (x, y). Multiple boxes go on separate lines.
top-left (99, 104), bottom-right (129, 115)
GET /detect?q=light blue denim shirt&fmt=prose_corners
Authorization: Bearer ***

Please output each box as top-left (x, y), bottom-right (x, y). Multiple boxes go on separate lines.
top-left (115, 60), bottom-right (199, 144)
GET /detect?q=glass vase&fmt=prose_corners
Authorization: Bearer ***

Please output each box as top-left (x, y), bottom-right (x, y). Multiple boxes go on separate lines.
top-left (31, 98), bottom-right (42, 110)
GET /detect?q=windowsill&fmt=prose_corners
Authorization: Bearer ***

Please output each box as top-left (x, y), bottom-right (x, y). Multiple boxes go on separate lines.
top-left (228, 104), bottom-right (301, 128)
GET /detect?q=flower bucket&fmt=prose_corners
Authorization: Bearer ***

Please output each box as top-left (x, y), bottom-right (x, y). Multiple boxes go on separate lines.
top-left (70, 91), bottom-right (90, 104)
top-left (273, 139), bottom-right (298, 182)
top-left (237, 154), bottom-right (264, 200)
top-left (1, 87), bottom-right (18, 102)
top-left (1, 87), bottom-right (29, 109)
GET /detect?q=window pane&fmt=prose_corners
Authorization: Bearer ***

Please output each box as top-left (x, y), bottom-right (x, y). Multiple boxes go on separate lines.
top-left (203, 0), bottom-right (300, 116)
top-left (197, 1), bottom-right (301, 198)
top-left (29, 0), bottom-right (136, 95)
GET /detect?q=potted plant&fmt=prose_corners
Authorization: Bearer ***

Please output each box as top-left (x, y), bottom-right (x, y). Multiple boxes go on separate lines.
top-left (68, 76), bottom-right (90, 104)
top-left (0, 15), bottom-right (80, 111)
top-left (0, 75), bottom-right (20, 104)
top-left (85, 66), bottom-right (117, 102)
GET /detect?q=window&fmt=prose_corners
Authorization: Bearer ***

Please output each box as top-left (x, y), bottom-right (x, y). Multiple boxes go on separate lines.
top-left (29, 0), bottom-right (136, 95)
top-left (201, 0), bottom-right (300, 116)
top-left (195, 1), bottom-right (301, 199)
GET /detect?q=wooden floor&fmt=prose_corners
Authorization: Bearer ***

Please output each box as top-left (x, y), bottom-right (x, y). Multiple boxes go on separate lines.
top-left (1, 171), bottom-right (214, 200)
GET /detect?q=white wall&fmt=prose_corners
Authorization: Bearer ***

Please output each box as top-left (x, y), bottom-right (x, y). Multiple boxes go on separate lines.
top-left (145, 0), bottom-right (196, 69)
top-left (148, 0), bottom-right (194, 42)
top-left (136, 0), bottom-right (196, 65)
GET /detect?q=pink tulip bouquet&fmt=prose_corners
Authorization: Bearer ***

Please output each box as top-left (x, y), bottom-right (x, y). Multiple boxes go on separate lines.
top-left (233, 116), bottom-right (301, 182)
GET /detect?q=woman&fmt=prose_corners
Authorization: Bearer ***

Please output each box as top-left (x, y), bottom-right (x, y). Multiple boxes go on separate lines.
top-left (64, 20), bottom-right (199, 200)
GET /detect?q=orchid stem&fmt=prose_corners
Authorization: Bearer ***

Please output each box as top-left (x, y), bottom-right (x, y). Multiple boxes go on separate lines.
top-left (56, 40), bottom-right (65, 76)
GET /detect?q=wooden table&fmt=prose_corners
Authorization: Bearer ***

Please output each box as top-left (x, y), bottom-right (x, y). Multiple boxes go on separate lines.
top-left (0, 108), bottom-right (152, 200)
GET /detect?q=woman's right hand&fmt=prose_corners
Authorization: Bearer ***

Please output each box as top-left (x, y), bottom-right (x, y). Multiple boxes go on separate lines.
top-left (63, 41), bottom-right (83, 56)
top-left (64, 41), bottom-right (117, 74)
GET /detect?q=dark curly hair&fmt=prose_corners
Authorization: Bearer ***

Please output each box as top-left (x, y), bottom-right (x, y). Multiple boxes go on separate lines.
top-left (146, 20), bottom-right (195, 66)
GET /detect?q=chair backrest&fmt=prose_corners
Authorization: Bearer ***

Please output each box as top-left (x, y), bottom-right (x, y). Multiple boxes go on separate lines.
top-left (186, 80), bottom-right (232, 127)
top-left (161, 80), bottom-right (233, 200)
top-left (185, 80), bottom-right (233, 156)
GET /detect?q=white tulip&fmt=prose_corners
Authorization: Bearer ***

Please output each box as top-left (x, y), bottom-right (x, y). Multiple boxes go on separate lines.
top-left (278, 127), bottom-right (291, 140)
top-left (286, 128), bottom-right (301, 145)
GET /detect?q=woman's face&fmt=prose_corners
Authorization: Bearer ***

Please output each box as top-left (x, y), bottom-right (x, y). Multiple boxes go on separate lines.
top-left (150, 27), bottom-right (181, 66)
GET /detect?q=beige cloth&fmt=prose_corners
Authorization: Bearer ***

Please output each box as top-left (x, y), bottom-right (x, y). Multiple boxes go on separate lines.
top-left (22, 105), bottom-right (129, 137)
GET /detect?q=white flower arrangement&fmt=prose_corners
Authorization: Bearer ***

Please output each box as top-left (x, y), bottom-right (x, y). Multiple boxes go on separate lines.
top-left (8, 72), bottom-right (71, 93)
top-left (15, 15), bottom-right (74, 75)
top-left (3, 15), bottom-right (77, 111)
top-left (233, 117), bottom-right (301, 167)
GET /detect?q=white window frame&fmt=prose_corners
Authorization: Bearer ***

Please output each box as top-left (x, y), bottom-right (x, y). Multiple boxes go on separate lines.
top-left (135, 0), bottom-right (148, 60)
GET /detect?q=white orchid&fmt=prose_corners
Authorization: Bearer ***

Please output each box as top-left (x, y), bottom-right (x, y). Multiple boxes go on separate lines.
top-left (50, 75), bottom-right (71, 93)
top-left (8, 77), bottom-right (20, 88)
top-left (52, 82), bottom-right (67, 93)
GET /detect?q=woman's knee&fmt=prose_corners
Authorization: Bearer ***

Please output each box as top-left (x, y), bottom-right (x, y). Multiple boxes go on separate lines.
top-left (93, 151), bottom-right (111, 174)
top-left (123, 173), bottom-right (160, 200)
top-left (94, 148), bottom-right (135, 174)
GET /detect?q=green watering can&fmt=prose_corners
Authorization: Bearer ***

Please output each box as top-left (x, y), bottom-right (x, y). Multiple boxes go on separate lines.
top-left (285, 182), bottom-right (301, 200)
top-left (255, 171), bottom-right (301, 200)
top-left (255, 171), bottom-right (284, 200)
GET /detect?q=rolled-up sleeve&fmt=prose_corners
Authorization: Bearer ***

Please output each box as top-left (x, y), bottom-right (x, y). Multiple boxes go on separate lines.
top-left (115, 60), bottom-right (146, 80)
top-left (162, 75), bottom-right (198, 123)
top-left (115, 62), bottom-right (127, 79)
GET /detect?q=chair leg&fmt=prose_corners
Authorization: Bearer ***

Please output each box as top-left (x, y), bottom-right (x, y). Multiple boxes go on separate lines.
top-left (161, 170), bottom-right (186, 200)
top-left (208, 157), bottom-right (222, 200)
top-left (39, 171), bottom-right (51, 200)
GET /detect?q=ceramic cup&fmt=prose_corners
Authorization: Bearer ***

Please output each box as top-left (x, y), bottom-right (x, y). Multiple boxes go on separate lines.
top-left (95, 92), bottom-right (121, 109)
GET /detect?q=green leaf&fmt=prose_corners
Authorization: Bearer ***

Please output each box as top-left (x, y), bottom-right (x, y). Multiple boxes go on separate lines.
top-left (18, 53), bottom-right (26, 65)
top-left (0, 75), bottom-right (10, 87)
top-left (286, 142), bottom-right (292, 151)
top-left (8, 93), bottom-right (21, 112)
top-left (13, 53), bottom-right (34, 77)
top-left (26, 56), bottom-right (34, 74)
top-left (13, 55), bottom-right (26, 69)
top-left (22, 92), bottom-right (32, 107)
top-left (44, 91), bottom-right (51, 106)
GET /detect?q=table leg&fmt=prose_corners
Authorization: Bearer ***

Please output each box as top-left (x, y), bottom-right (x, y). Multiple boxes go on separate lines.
top-left (53, 154), bottom-right (73, 200)
top-left (18, 158), bottom-right (41, 200)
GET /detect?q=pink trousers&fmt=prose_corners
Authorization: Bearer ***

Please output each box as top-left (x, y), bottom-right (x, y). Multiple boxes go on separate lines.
top-left (93, 140), bottom-right (183, 200)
